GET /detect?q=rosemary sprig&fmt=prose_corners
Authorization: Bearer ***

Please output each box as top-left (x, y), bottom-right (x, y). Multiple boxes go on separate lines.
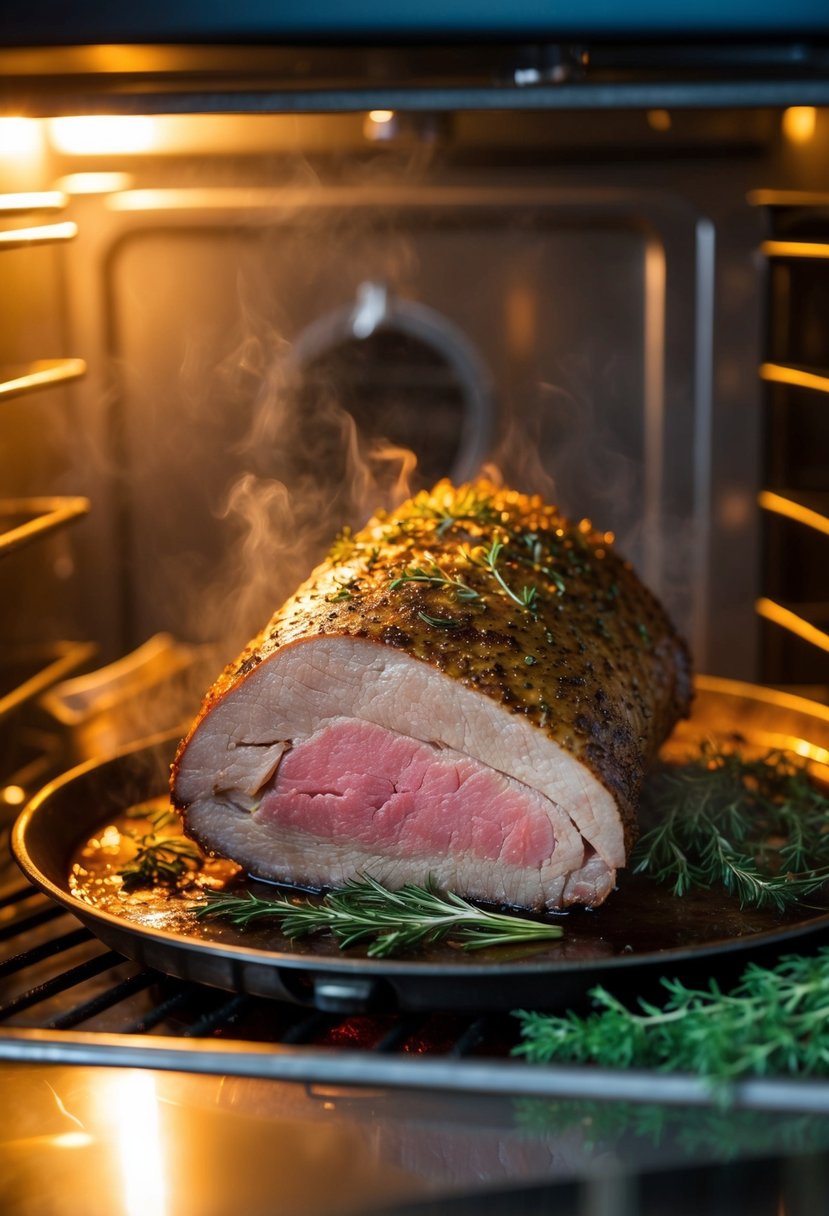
top-left (389, 561), bottom-right (481, 602)
top-left (514, 947), bottom-right (829, 1086)
top-left (191, 875), bottom-right (564, 958)
top-left (633, 742), bottom-right (829, 911)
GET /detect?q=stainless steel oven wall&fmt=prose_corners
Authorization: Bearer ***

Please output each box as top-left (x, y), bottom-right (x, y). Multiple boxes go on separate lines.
top-left (45, 109), bottom-right (778, 684)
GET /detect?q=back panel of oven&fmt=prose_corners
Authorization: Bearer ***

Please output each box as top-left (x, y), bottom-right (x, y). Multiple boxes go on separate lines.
top-left (6, 109), bottom-right (817, 696)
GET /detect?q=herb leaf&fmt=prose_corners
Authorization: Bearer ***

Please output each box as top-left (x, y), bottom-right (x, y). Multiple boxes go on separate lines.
top-left (119, 833), bottom-right (202, 888)
top-left (633, 743), bottom-right (829, 911)
top-left (417, 486), bottom-right (501, 536)
top-left (191, 875), bottom-right (564, 958)
top-left (468, 536), bottom-right (541, 616)
top-left (389, 562), bottom-right (481, 602)
top-left (417, 611), bottom-right (461, 630)
top-left (514, 947), bottom-right (829, 1086)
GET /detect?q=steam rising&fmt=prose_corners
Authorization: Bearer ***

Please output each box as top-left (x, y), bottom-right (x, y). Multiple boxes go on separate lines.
top-left (82, 189), bottom-right (699, 713)
top-left (198, 343), bottom-right (424, 660)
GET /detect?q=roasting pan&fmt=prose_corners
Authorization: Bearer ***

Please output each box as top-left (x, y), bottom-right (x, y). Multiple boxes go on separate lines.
top-left (11, 676), bottom-right (829, 1015)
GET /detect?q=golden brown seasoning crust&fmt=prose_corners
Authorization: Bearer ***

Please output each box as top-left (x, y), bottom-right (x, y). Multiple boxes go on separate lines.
top-left (177, 480), bottom-right (692, 849)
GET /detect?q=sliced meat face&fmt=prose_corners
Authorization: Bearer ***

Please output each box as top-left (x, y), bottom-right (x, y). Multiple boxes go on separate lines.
top-left (178, 636), bottom-right (619, 909)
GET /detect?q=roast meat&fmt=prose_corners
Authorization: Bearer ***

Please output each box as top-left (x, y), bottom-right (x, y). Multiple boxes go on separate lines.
top-left (172, 481), bottom-right (692, 910)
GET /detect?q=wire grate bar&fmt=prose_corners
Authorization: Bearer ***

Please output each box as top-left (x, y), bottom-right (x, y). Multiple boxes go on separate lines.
top-left (758, 489), bottom-right (829, 538)
top-left (0, 639), bottom-right (98, 720)
top-left (0, 192), bottom-right (66, 215)
top-left (120, 987), bottom-right (193, 1035)
top-left (0, 496), bottom-right (90, 559)
top-left (0, 903), bottom-right (67, 942)
top-left (447, 1017), bottom-right (490, 1057)
top-left (0, 885), bottom-right (43, 910)
top-left (756, 597), bottom-right (829, 658)
top-left (46, 970), bottom-right (157, 1030)
top-left (0, 950), bottom-right (124, 1021)
top-left (760, 362), bottom-right (829, 395)
top-left (182, 993), bottom-right (253, 1038)
top-left (0, 926), bottom-right (93, 980)
top-left (0, 357), bottom-right (86, 402)
top-left (762, 239), bottom-right (829, 261)
top-left (374, 1016), bottom-right (426, 1054)
top-left (280, 1011), bottom-right (334, 1045)
top-left (0, 221), bottom-right (77, 250)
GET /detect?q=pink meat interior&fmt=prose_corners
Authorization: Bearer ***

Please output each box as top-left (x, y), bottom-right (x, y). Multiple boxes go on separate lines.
top-left (256, 719), bottom-right (557, 867)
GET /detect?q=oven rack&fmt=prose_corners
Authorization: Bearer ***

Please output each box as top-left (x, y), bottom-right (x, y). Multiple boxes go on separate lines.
top-left (0, 192), bottom-right (90, 560)
top-left (0, 192), bottom-right (93, 740)
top-left (754, 191), bottom-right (829, 682)
top-left (0, 641), bottom-right (97, 725)
top-left (3, 874), bottom-right (829, 1113)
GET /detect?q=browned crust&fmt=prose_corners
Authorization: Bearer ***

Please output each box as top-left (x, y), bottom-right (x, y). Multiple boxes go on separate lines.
top-left (173, 480), bottom-right (692, 849)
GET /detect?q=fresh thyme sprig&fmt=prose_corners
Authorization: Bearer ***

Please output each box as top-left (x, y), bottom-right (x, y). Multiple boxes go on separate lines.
top-left (633, 743), bottom-right (829, 911)
top-left (417, 486), bottom-right (501, 537)
top-left (191, 875), bottom-right (564, 958)
top-left (328, 526), bottom-right (356, 563)
top-left (118, 831), bottom-right (202, 888)
top-left (510, 530), bottom-right (567, 593)
top-left (326, 574), bottom-right (360, 602)
top-left (417, 611), bottom-right (462, 630)
top-left (514, 947), bottom-right (829, 1086)
top-left (468, 537), bottom-right (540, 615)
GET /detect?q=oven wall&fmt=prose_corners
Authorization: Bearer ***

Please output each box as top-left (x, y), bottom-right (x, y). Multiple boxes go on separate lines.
top-left (4, 106), bottom-right (829, 697)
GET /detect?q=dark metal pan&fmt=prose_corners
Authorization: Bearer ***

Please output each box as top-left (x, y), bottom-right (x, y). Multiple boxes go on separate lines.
top-left (12, 676), bottom-right (829, 1015)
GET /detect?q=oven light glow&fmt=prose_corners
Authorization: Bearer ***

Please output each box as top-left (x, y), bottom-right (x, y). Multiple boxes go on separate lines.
top-left (368, 110), bottom-right (395, 124)
top-left (48, 116), bottom-right (158, 156)
top-left (53, 1130), bottom-right (95, 1149)
top-left (112, 1071), bottom-right (167, 1216)
top-left (782, 106), bottom-right (817, 144)
top-left (56, 171), bottom-right (134, 195)
top-left (0, 117), bottom-right (40, 157)
top-left (1, 784), bottom-right (25, 806)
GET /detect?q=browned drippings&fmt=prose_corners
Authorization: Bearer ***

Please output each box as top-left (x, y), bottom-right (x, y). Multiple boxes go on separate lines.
top-left (65, 788), bottom-right (826, 969)
top-left (68, 796), bottom-right (241, 921)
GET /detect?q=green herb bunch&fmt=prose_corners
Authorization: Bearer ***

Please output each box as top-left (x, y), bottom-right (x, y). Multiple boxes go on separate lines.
top-left (633, 742), bottom-right (829, 910)
top-left (119, 804), bottom-right (202, 888)
top-left (514, 947), bottom-right (829, 1085)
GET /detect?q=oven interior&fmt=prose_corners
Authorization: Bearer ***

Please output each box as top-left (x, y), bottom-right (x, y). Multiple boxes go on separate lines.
top-left (3, 34), bottom-right (829, 1214)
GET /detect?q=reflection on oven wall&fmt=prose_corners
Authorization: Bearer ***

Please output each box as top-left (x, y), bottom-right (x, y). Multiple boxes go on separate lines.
top-left (2, 106), bottom-right (829, 723)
